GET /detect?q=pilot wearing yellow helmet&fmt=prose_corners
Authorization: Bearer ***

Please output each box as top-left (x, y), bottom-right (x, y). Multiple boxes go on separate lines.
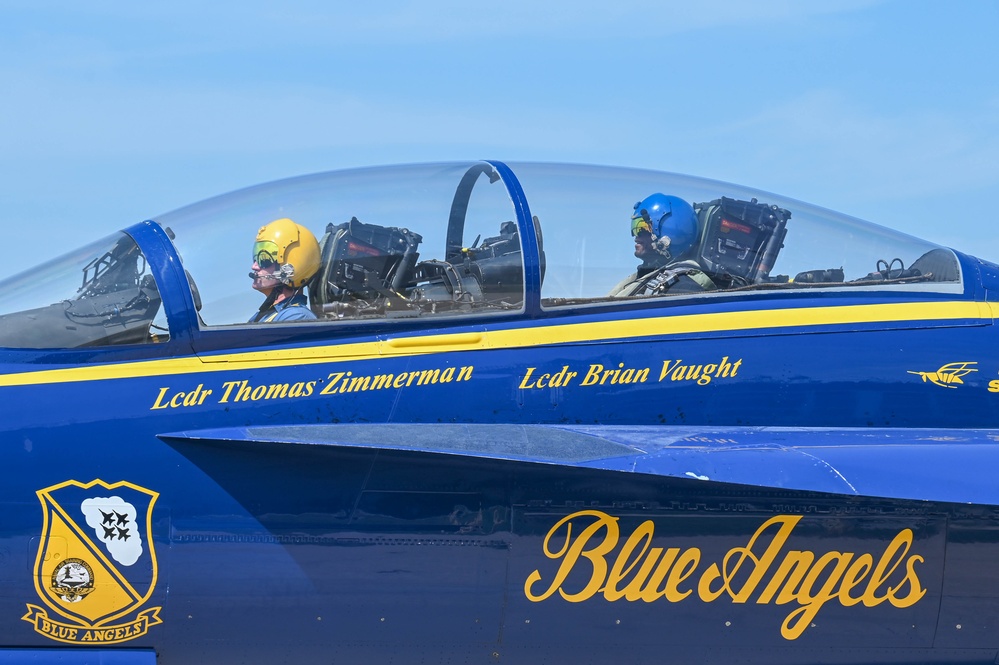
top-left (249, 218), bottom-right (321, 323)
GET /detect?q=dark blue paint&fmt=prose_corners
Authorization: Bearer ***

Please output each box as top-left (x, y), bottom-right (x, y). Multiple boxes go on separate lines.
top-left (3, 162), bottom-right (999, 663)
top-left (0, 649), bottom-right (155, 664)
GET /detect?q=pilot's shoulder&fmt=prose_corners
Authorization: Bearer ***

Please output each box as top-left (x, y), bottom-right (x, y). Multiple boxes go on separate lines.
top-left (274, 303), bottom-right (318, 321)
top-left (608, 271), bottom-right (639, 297)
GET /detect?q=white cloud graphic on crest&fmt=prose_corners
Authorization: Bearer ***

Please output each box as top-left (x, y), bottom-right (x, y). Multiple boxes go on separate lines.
top-left (81, 496), bottom-right (143, 566)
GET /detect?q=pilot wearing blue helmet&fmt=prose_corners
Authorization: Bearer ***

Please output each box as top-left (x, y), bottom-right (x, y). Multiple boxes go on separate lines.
top-left (608, 193), bottom-right (716, 297)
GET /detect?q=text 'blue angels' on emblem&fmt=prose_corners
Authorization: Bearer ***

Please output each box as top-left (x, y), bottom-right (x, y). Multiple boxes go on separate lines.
top-left (22, 479), bottom-right (163, 645)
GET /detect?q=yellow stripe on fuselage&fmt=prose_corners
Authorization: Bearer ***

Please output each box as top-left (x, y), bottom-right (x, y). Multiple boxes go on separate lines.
top-left (0, 301), bottom-right (991, 388)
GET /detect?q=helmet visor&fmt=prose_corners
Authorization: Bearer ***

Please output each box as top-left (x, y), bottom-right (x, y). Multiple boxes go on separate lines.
top-left (253, 240), bottom-right (280, 268)
top-left (631, 213), bottom-right (653, 237)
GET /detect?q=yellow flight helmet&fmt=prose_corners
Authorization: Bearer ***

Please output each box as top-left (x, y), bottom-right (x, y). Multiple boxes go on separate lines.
top-left (253, 218), bottom-right (321, 288)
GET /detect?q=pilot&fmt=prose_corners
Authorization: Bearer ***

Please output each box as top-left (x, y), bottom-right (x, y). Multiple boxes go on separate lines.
top-left (608, 193), bottom-right (716, 297)
top-left (249, 218), bottom-right (321, 322)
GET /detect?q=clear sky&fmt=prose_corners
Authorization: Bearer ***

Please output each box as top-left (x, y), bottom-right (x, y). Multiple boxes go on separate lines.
top-left (2, 0), bottom-right (997, 276)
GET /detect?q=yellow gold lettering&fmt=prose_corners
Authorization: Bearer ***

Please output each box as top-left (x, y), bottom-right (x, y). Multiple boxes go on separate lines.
top-left (519, 368), bottom-right (538, 389)
top-left (697, 558), bottom-right (722, 600)
top-left (656, 358), bottom-right (743, 383)
top-left (862, 529), bottom-right (914, 607)
top-left (321, 372), bottom-right (345, 395)
top-left (418, 369), bottom-right (441, 385)
top-left (338, 372), bottom-right (354, 393)
top-left (523, 510), bottom-right (928, 643)
top-left (235, 381), bottom-right (253, 401)
top-left (370, 374), bottom-right (392, 390)
top-left (701, 515), bottom-right (801, 603)
top-left (778, 552), bottom-right (853, 640)
top-left (604, 520), bottom-right (655, 601)
top-left (348, 376), bottom-right (371, 392)
top-left (150, 387), bottom-right (171, 410)
top-left (551, 365), bottom-right (574, 387)
top-left (638, 547), bottom-right (680, 602)
top-left (219, 380), bottom-right (240, 403)
top-left (265, 384), bottom-right (290, 399)
top-left (581, 364), bottom-right (603, 386)
top-left (525, 510), bottom-right (619, 603)
top-left (659, 360), bottom-right (680, 381)
top-left (664, 548), bottom-right (700, 601)
top-left (182, 384), bottom-right (207, 406)
top-left (837, 553), bottom-right (873, 606)
top-left (522, 365), bottom-right (577, 389)
top-left (620, 548), bottom-right (665, 601)
top-left (757, 551), bottom-right (814, 605)
top-left (889, 554), bottom-right (926, 608)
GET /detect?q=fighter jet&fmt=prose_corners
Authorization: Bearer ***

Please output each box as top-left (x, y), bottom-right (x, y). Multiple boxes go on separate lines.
top-left (2, 161), bottom-right (998, 664)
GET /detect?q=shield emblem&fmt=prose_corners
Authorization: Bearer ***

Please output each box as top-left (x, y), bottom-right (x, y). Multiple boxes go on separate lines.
top-left (28, 479), bottom-right (160, 632)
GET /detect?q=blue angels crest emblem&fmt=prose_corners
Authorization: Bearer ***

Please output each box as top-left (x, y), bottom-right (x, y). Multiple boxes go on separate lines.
top-left (23, 479), bottom-right (163, 644)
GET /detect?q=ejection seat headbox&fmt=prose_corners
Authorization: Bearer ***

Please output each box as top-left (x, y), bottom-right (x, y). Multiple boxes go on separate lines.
top-left (312, 217), bottom-right (423, 304)
top-left (693, 197), bottom-right (790, 285)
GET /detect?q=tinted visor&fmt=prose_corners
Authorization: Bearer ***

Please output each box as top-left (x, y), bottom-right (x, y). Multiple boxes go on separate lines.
top-left (631, 213), bottom-right (653, 237)
top-left (253, 240), bottom-right (280, 268)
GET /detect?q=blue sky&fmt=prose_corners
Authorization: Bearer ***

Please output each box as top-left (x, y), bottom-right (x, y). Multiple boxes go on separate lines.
top-left (2, 1), bottom-right (997, 276)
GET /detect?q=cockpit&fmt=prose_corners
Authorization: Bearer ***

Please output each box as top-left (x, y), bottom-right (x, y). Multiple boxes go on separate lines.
top-left (0, 160), bottom-right (966, 349)
top-left (307, 163), bottom-right (532, 320)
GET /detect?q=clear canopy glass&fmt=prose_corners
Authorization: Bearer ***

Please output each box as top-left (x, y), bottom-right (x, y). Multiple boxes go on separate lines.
top-left (0, 161), bottom-right (963, 349)
top-left (503, 163), bottom-right (959, 304)
top-left (158, 161), bottom-right (522, 326)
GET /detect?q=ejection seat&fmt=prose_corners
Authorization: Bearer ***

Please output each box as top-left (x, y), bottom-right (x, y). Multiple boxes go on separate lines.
top-left (308, 217), bottom-right (423, 317)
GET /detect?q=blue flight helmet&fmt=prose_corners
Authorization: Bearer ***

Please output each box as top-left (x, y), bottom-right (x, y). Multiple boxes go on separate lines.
top-left (631, 193), bottom-right (698, 261)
